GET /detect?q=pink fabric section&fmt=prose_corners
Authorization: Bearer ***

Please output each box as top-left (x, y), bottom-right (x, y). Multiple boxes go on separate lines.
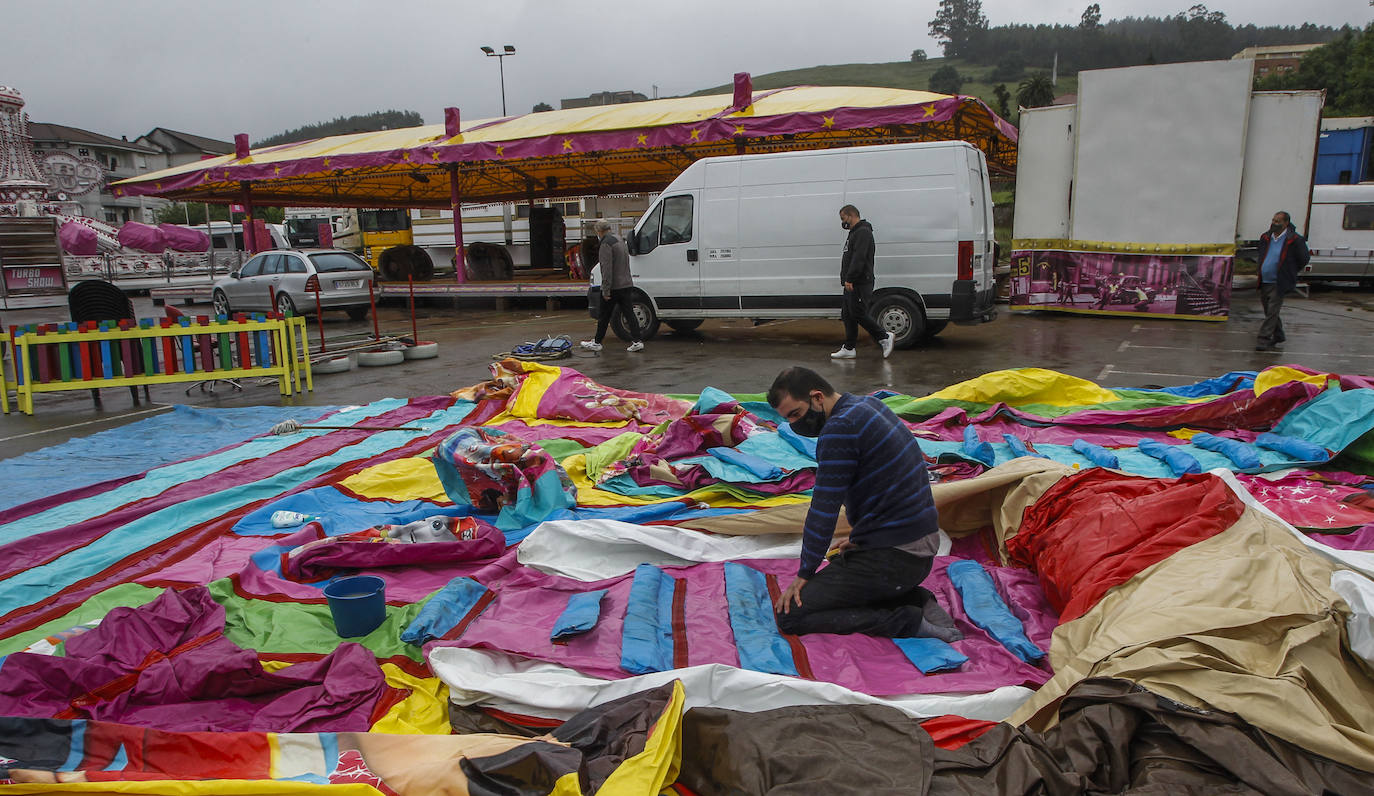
top-left (116, 221), bottom-right (167, 253)
top-left (158, 223), bottom-right (211, 252)
top-left (59, 221), bottom-right (99, 255)
top-left (1235, 473), bottom-right (1374, 531)
top-left (434, 552), bottom-right (1055, 697)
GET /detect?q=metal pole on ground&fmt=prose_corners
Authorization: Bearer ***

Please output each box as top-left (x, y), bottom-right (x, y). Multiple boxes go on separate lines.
top-left (408, 272), bottom-right (417, 342)
top-left (368, 279), bottom-right (380, 340)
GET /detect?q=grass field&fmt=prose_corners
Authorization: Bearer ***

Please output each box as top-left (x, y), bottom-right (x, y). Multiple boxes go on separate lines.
top-left (691, 57), bottom-right (1077, 124)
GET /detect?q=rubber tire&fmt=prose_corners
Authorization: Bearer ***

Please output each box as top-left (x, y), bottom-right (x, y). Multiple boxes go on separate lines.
top-left (346, 306), bottom-right (369, 321)
top-left (313, 355), bottom-right (353, 374)
top-left (276, 292), bottom-right (297, 317)
top-left (870, 293), bottom-right (925, 350)
top-left (212, 289), bottom-right (231, 317)
top-left (379, 245), bottom-right (435, 282)
top-left (922, 320), bottom-right (948, 340)
top-left (610, 290), bottom-right (660, 342)
top-left (665, 319), bottom-right (704, 333)
top-left (358, 349), bottom-right (405, 367)
top-left (403, 341), bottom-right (439, 360)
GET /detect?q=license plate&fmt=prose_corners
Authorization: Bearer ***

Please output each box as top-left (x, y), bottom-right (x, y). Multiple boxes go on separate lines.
top-left (334, 279), bottom-right (362, 289)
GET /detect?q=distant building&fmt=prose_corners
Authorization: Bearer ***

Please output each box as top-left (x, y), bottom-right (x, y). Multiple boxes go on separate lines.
top-left (560, 90), bottom-right (648, 110)
top-left (29, 122), bottom-right (169, 224)
top-left (136, 127), bottom-right (233, 169)
top-left (1231, 43), bottom-right (1324, 79)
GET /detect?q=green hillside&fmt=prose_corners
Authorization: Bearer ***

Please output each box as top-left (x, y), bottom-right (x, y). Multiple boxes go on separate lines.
top-left (691, 58), bottom-right (1076, 123)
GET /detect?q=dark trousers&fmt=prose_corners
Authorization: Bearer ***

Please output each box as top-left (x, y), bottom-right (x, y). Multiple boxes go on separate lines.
top-left (775, 546), bottom-right (935, 638)
top-left (842, 282), bottom-right (886, 349)
top-left (1258, 283), bottom-right (1286, 345)
top-left (594, 287), bottom-right (641, 343)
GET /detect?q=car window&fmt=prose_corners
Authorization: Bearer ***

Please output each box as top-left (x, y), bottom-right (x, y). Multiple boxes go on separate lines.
top-left (1343, 204), bottom-right (1374, 231)
top-left (260, 254), bottom-right (285, 275)
top-left (239, 255), bottom-right (267, 278)
top-left (283, 255), bottom-right (308, 274)
top-left (637, 203), bottom-right (663, 254)
top-left (309, 252), bottom-right (372, 273)
top-left (661, 195), bottom-right (694, 245)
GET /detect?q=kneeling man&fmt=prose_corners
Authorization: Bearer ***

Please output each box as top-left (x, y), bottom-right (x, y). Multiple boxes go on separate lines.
top-left (768, 367), bottom-right (959, 640)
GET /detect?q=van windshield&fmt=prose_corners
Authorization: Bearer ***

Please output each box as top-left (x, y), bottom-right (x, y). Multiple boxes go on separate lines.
top-left (360, 209), bottom-right (410, 233)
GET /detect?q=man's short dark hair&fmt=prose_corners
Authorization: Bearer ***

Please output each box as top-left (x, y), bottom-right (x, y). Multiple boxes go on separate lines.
top-left (1276, 210), bottom-right (1291, 225)
top-left (839, 204), bottom-right (860, 217)
top-left (768, 367), bottom-right (835, 407)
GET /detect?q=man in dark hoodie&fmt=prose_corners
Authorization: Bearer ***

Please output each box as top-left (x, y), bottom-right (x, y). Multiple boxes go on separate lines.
top-left (581, 221), bottom-right (644, 353)
top-left (1254, 210), bottom-right (1309, 352)
top-left (833, 205), bottom-right (895, 360)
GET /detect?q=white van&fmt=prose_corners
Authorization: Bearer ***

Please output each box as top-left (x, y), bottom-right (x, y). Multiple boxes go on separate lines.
top-left (615, 141), bottom-right (997, 348)
top-left (203, 221), bottom-right (288, 252)
top-left (1304, 184), bottom-right (1374, 284)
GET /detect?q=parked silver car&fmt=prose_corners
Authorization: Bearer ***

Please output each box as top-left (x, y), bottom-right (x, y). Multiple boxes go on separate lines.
top-left (212, 249), bottom-right (374, 319)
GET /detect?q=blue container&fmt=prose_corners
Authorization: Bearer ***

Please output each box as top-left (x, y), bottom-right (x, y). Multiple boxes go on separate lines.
top-left (1316, 128), bottom-right (1373, 184)
top-left (323, 575), bottom-right (387, 638)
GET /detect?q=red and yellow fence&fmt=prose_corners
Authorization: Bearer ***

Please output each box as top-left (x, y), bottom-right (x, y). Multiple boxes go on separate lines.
top-left (1, 314), bottom-right (312, 415)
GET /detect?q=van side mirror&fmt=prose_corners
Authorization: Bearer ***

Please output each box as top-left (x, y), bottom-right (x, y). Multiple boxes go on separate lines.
top-left (626, 233), bottom-right (639, 256)
top-left (230, 271), bottom-right (241, 279)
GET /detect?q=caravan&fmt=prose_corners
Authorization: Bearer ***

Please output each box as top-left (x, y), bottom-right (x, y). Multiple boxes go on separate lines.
top-left (1304, 184), bottom-right (1374, 284)
top-left (615, 141), bottom-right (998, 348)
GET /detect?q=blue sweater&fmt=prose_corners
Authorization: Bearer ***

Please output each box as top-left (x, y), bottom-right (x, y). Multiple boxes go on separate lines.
top-left (798, 394), bottom-right (939, 578)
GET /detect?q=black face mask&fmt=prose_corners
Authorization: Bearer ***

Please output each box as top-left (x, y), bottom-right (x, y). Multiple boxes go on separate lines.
top-left (1270, 224), bottom-right (1285, 235)
top-left (840, 220), bottom-right (852, 230)
top-left (790, 403), bottom-right (827, 437)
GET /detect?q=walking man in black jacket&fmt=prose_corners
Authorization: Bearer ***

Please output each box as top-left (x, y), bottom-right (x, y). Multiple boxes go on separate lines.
top-left (1254, 210), bottom-right (1310, 352)
top-left (833, 205), bottom-right (895, 360)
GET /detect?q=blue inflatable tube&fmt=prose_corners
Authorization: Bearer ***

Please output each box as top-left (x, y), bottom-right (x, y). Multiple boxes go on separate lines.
top-left (1190, 432), bottom-right (1262, 470)
top-left (1072, 439), bottom-right (1120, 469)
top-left (1255, 432), bottom-right (1330, 464)
top-left (963, 426), bottom-right (996, 467)
top-left (1137, 439), bottom-right (1202, 476)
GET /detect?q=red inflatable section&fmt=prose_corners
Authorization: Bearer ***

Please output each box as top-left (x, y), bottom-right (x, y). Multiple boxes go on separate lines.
top-left (1009, 469), bottom-right (1246, 622)
top-left (920, 714), bottom-right (999, 750)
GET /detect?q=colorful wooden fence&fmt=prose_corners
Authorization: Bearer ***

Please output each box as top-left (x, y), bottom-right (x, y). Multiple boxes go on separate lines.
top-left (2, 313), bottom-right (313, 415)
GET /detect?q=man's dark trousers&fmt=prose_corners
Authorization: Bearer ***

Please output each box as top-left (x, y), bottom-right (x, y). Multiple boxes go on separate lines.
top-left (593, 287), bottom-right (642, 343)
top-left (842, 282), bottom-right (886, 349)
top-left (1258, 282), bottom-right (1286, 346)
top-left (775, 546), bottom-right (934, 637)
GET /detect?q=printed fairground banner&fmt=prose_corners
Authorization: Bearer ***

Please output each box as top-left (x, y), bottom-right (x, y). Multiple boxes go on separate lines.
top-left (1009, 248), bottom-right (1234, 320)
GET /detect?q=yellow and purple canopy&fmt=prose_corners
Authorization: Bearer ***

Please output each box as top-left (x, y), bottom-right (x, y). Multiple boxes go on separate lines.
top-left (112, 84), bottom-right (1017, 208)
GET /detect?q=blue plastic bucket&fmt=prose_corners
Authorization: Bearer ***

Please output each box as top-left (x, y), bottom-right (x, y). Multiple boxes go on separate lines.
top-left (323, 575), bottom-right (387, 638)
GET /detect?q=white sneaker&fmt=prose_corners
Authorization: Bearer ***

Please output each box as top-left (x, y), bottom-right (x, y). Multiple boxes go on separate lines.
top-left (830, 346), bottom-right (856, 359)
top-left (580, 340), bottom-right (602, 351)
top-left (881, 331), bottom-right (895, 359)
top-left (626, 341), bottom-right (645, 352)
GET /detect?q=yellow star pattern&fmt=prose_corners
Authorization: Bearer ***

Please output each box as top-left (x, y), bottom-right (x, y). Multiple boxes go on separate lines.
top-left (636, 133), bottom-right (648, 145)
top-left (495, 145), bottom-right (505, 156)
top-left (113, 188), bottom-right (121, 196)
top-left (274, 166), bottom-right (282, 175)
top-left (822, 116), bottom-right (835, 128)
top-left (322, 158), bottom-right (331, 168)
top-left (223, 170), bottom-right (231, 179)
top-left (430, 150), bottom-right (441, 161)
top-left (733, 125), bottom-right (746, 135)
top-left (154, 182), bottom-right (162, 190)
top-left (402, 151), bottom-right (412, 162)
top-left (923, 105), bottom-right (938, 118)
top-left (689, 128), bottom-right (700, 140)
top-left (562, 139), bottom-right (574, 151)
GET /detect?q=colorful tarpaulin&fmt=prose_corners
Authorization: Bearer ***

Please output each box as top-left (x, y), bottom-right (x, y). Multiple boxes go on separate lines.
top-left (1, 360), bottom-right (1373, 790)
top-left (110, 85), bottom-right (1017, 208)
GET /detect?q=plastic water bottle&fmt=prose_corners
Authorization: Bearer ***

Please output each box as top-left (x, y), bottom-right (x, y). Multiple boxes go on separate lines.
top-left (271, 510), bottom-right (317, 528)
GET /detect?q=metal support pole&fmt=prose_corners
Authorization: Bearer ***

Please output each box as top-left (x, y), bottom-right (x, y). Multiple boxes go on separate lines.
top-left (449, 165), bottom-right (467, 283)
top-left (368, 279), bottom-right (380, 340)
top-left (408, 272), bottom-right (418, 343)
top-left (313, 284), bottom-right (326, 353)
top-left (240, 183), bottom-right (258, 254)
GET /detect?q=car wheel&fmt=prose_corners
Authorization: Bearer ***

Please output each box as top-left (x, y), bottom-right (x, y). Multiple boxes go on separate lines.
top-left (665, 319), bottom-right (704, 333)
top-left (922, 320), bottom-right (948, 340)
top-left (870, 293), bottom-right (925, 349)
top-left (276, 292), bottom-right (297, 317)
top-left (610, 290), bottom-right (660, 342)
top-left (212, 289), bottom-right (231, 317)
top-left (346, 306), bottom-right (368, 321)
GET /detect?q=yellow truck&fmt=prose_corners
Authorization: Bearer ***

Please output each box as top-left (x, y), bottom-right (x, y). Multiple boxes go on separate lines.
top-left (329, 208), bottom-right (435, 280)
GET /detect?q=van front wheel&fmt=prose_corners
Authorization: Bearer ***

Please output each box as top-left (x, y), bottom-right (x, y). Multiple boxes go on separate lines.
top-left (611, 290), bottom-right (660, 342)
top-left (871, 294), bottom-right (925, 349)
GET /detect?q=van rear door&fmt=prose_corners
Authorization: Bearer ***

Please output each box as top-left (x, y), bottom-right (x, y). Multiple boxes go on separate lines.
top-left (968, 150), bottom-right (994, 288)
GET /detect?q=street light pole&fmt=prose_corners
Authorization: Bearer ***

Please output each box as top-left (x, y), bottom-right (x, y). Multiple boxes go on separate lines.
top-left (480, 45), bottom-right (516, 116)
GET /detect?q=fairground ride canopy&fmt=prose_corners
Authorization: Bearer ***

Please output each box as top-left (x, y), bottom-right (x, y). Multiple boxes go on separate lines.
top-left (112, 84), bottom-right (1017, 208)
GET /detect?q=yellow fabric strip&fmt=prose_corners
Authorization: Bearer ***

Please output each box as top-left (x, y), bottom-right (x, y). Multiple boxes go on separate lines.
top-left (596, 681), bottom-right (685, 796)
top-left (369, 664), bottom-right (452, 735)
top-left (1253, 365), bottom-right (1332, 396)
top-left (918, 367), bottom-right (1119, 409)
top-left (1012, 239), bottom-right (1237, 256)
top-left (339, 458), bottom-right (449, 503)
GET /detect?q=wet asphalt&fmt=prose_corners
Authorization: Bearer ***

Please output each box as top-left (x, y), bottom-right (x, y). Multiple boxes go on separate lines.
top-left (3, 279), bottom-right (1371, 459)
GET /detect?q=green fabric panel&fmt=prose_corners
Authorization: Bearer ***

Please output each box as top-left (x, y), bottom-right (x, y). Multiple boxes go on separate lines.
top-left (207, 579), bottom-right (431, 661)
top-left (0, 583), bottom-right (162, 656)
top-left (533, 437), bottom-right (591, 463)
top-left (884, 392), bottom-right (1198, 421)
top-left (583, 431), bottom-right (645, 482)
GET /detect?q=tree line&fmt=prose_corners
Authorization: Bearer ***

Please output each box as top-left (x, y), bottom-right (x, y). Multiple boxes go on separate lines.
top-left (255, 110), bottom-right (424, 148)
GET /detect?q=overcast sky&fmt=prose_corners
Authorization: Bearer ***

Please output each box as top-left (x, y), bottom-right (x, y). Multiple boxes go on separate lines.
top-left (4, 0), bottom-right (1366, 144)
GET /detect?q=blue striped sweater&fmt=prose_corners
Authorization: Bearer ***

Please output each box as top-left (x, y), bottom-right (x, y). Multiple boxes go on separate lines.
top-left (798, 393), bottom-right (939, 578)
